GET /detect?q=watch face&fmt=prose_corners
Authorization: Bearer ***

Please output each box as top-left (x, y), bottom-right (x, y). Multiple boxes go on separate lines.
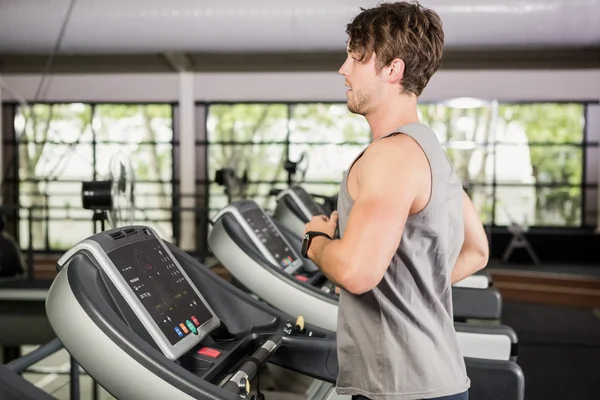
top-left (301, 235), bottom-right (310, 258)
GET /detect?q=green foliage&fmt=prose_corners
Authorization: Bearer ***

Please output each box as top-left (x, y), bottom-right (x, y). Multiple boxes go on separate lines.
top-left (499, 103), bottom-right (585, 225)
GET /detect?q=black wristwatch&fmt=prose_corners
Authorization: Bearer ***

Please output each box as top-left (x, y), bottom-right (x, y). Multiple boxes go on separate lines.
top-left (301, 231), bottom-right (332, 258)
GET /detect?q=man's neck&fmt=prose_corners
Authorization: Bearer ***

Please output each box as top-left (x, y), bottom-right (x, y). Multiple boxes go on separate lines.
top-left (366, 95), bottom-right (420, 141)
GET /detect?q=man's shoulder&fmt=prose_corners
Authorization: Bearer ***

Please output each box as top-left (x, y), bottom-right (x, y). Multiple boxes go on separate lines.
top-left (365, 133), bottom-right (422, 157)
top-left (362, 133), bottom-right (428, 172)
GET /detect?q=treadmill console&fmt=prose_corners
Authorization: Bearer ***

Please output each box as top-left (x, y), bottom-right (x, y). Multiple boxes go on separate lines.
top-left (215, 201), bottom-right (304, 274)
top-left (63, 226), bottom-right (221, 360)
top-left (289, 186), bottom-right (325, 216)
top-left (213, 201), bottom-right (339, 297)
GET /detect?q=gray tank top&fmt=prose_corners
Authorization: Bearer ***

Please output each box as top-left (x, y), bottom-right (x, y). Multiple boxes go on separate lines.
top-left (335, 122), bottom-right (470, 399)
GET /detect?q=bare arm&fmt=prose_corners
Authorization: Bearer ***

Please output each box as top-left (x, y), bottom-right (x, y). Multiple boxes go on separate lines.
top-left (451, 191), bottom-right (489, 285)
top-left (306, 136), bottom-right (426, 294)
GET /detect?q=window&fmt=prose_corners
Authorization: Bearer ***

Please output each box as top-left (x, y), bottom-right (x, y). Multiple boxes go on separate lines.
top-left (204, 101), bottom-right (589, 229)
top-left (206, 104), bottom-right (288, 214)
top-left (420, 101), bottom-right (586, 227)
top-left (289, 103), bottom-right (370, 187)
top-left (494, 103), bottom-right (585, 226)
top-left (14, 103), bottom-right (174, 251)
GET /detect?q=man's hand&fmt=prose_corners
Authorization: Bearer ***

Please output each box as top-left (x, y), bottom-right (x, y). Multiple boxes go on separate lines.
top-left (303, 211), bottom-right (338, 239)
top-left (303, 211), bottom-right (338, 260)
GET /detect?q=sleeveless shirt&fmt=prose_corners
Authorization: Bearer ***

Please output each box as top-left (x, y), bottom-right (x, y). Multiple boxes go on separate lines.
top-left (335, 122), bottom-right (470, 399)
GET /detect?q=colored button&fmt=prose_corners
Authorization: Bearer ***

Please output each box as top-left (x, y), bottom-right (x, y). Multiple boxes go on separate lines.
top-left (191, 316), bottom-right (200, 326)
top-left (186, 320), bottom-right (198, 335)
top-left (174, 327), bottom-right (183, 337)
top-left (197, 347), bottom-right (221, 358)
top-left (296, 275), bottom-right (308, 282)
top-left (179, 323), bottom-right (188, 334)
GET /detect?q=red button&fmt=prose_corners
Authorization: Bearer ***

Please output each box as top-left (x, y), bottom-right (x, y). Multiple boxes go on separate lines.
top-left (296, 275), bottom-right (308, 282)
top-left (191, 316), bottom-right (200, 326)
top-left (197, 347), bottom-right (221, 358)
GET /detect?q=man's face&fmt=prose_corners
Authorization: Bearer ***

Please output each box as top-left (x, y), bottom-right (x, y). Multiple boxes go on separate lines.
top-left (338, 46), bottom-right (382, 116)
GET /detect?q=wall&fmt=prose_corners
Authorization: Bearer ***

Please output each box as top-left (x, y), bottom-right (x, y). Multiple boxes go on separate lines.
top-left (2, 69), bottom-right (600, 103)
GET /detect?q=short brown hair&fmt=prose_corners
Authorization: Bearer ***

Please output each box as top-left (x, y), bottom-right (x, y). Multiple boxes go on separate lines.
top-left (346, 1), bottom-right (444, 96)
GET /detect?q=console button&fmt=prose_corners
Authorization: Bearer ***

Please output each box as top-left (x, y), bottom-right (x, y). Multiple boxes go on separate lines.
top-left (186, 320), bottom-right (198, 334)
top-left (197, 347), bottom-right (221, 358)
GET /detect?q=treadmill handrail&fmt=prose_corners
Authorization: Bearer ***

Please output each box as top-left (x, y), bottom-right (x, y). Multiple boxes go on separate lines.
top-left (5, 338), bottom-right (63, 374)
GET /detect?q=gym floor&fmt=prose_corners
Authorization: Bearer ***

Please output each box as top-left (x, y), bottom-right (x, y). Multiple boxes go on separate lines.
top-left (17, 300), bottom-right (600, 400)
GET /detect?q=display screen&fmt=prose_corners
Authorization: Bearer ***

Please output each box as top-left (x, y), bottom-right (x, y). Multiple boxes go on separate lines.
top-left (292, 187), bottom-right (325, 216)
top-left (107, 238), bottom-right (215, 346)
top-left (241, 208), bottom-right (300, 268)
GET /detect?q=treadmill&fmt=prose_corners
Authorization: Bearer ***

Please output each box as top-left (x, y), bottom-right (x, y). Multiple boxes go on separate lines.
top-left (274, 185), bottom-right (493, 290)
top-left (45, 225), bottom-right (525, 400)
top-left (210, 200), bottom-right (509, 340)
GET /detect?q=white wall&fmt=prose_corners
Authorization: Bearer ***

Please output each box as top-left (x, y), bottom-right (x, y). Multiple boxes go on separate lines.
top-left (1, 69), bottom-right (599, 103)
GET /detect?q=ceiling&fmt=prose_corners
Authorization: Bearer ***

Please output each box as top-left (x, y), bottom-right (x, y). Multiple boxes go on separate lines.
top-left (1, 0), bottom-right (599, 55)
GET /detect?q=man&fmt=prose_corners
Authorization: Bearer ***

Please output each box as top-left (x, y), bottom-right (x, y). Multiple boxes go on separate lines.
top-left (303, 2), bottom-right (489, 399)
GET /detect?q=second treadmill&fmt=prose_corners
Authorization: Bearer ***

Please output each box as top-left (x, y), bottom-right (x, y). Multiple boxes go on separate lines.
top-left (208, 200), bottom-right (516, 362)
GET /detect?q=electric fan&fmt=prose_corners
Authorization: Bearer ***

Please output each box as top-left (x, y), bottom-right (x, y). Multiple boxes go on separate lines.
top-left (81, 151), bottom-right (136, 232)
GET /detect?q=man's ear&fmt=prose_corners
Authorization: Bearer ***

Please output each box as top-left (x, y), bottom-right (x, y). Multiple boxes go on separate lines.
top-left (387, 58), bottom-right (405, 85)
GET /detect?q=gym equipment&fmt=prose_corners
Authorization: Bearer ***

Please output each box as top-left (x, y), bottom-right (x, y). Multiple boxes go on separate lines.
top-left (209, 201), bottom-right (516, 400)
top-left (46, 225), bottom-right (524, 400)
top-left (213, 200), bottom-right (504, 324)
top-left (82, 151), bottom-right (136, 231)
top-left (274, 185), bottom-right (492, 290)
top-left (0, 338), bottom-right (63, 400)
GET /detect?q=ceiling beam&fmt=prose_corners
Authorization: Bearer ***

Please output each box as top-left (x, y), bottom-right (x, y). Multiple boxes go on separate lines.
top-left (163, 52), bottom-right (193, 72)
top-left (1, 48), bottom-right (599, 74)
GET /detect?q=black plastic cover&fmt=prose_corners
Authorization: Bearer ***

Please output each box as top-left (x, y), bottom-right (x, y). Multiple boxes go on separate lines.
top-left (452, 287), bottom-right (503, 320)
top-left (0, 366), bottom-right (56, 400)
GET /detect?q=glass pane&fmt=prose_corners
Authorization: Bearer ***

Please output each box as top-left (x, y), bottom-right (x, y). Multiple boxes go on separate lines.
top-left (289, 103), bottom-right (371, 144)
top-left (443, 143), bottom-right (493, 184)
top-left (15, 103), bottom-right (94, 143)
top-left (207, 104), bottom-right (288, 142)
top-left (47, 221), bottom-right (95, 251)
top-left (497, 103), bottom-right (584, 144)
top-left (93, 104), bottom-right (173, 143)
top-left (494, 185), bottom-right (581, 226)
top-left (95, 143), bottom-right (173, 181)
top-left (288, 143), bottom-right (365, 183)
top-left (18, 207), bottom-right (47, 250)
top-left (208, 144), bottom-right (287, 183)
top-left (19, 143), bottom-right (94, 182)
top-left (298, 183), bottom-right (340, 199)
top-left (40, 181), bottom-right (88, 218)
top-left (244, 182), bottom-right (289, 212)
top-left (529, 145), bottom-right (582, 185)
top-left (132, 182), bottom-right (173, 218)
top-left (463, 185), bottom-right (494, 225)
top-left (418, 100), bottom-right (496, 144)
top-left (209, 181), bottom-right (288, 215)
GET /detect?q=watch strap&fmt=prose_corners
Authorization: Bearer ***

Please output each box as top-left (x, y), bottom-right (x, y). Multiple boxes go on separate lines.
top-left (301, 231), bottom-right (332, 258)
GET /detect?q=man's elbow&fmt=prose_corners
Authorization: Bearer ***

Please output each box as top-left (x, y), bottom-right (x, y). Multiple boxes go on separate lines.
top-left (339, 262), bottom-right (381, 295)
top-left (474, 245), bottom-right (489, 271)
